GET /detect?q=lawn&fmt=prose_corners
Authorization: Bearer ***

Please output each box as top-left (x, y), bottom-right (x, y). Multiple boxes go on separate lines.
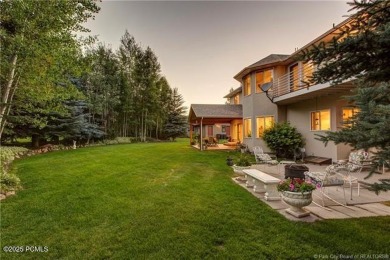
top-left (1, 139), bottom-right (389, 259)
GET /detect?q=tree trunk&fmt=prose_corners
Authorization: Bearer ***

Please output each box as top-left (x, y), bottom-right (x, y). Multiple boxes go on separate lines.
top-left (0, 55), bottom-right (18, 139)
top-left (32, 134), bottom-right (40, 149)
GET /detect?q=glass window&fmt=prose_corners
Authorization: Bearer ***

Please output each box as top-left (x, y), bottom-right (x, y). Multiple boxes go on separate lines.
top-left (256, 69), bottom-right (273, 93)
top-left (256, 116), bottom-right (274, 137)
top-left (244, 75), bottom-right (251, 96)
top-left (234, 94), bottom-right (240, 104)
top-left (303, 61), bottom-right (314, 85)
top-left (311, 109), bottom-right (330, 131)
top-left (244, 118), bottom-right (252, 138)
top-left (342, 107), bottom-right (360, 127)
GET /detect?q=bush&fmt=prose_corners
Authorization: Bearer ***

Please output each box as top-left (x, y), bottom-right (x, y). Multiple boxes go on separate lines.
top-left (235, 154), bottom-right (252, 166)
top-left (262, 122), bottom-right (304, 159)
top-left (0, 172), bottom-right (21, 194)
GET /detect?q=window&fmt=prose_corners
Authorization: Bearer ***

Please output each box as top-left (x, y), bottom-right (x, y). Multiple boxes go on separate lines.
top-left (303, 61), bottom-right (314, 85)
top-left (244, 75), bottom-right (251, 96)
top-left (244, 118), bottom-right (252, 138)
top-left (311, 109), bottom-right (330, 131)
top-left (256, 69), bottom-right (273, 93)
top-left (256, 116), bottom-right (274, 137)
top-left (289, 63), bottom-right (299, 91)
top-left (233, 94), bottom-right (240, 104)
top-left (342, 107), bottom-right (360, 127)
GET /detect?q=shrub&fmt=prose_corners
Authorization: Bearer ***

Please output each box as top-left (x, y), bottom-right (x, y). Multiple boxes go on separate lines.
top-left (235, 154), bottom-right (251, 166)
top-left (0, 172), bottom-right (21, 194)
top-left (262, 122), bottom-right (304, 159)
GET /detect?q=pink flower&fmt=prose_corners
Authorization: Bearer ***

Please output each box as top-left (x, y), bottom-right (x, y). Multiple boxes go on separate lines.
top-left (289, 184), bottom-right (295, 191)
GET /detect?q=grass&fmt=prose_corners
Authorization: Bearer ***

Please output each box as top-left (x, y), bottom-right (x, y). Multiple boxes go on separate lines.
top-left (1, 139), bottom-right (389, 259)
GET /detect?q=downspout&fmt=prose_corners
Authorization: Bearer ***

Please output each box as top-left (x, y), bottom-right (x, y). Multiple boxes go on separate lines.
top-left (200, 117), bottom-right (203, 151)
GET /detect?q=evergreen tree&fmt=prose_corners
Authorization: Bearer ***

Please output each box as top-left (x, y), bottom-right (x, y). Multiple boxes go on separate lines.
top-left (302, 0), bottom-right (390, 191)
top-left (163, 88), bottom-right (187, 141)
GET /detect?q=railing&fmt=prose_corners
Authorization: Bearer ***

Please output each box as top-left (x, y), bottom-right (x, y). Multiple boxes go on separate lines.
top-left (271, 62), bottom-right (315, 99)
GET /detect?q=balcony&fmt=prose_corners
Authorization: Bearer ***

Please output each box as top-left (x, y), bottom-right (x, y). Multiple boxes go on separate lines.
top-left (270, 62), bottom-right (355, 105)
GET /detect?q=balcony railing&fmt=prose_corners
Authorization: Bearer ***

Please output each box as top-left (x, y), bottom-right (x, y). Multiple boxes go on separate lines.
top-left (271, 62), bottom-right (315, 99)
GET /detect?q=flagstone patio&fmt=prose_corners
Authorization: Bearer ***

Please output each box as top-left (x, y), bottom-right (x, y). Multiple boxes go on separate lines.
top-left (233, 163), bottom-right (390, 222)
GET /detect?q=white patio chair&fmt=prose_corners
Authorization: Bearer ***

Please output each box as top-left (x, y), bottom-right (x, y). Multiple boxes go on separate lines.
top-left (253, 146), bottom-right (278, 166)
top-left (304, 165), bottom-right (347, 208)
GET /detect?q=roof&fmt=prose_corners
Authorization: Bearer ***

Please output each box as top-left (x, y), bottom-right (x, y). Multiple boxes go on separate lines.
top-left (234, 54), bottom-right (289, 81)
top-left (223, 86), bottom-right (242, 98)
top-left (189, 104), bottom-right (242, 120)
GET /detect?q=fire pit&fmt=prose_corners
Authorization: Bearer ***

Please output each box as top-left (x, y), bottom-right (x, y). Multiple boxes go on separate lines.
top-left (285, 164), bottom-right (309, 180)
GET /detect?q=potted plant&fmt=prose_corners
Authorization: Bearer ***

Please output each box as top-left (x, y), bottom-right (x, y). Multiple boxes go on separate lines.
top-left (277, 178), bottom-right (316, 218)
top-left (226, 156), bottom-right (234, 166)
top-left (232, 154), bottom-right (251, 174)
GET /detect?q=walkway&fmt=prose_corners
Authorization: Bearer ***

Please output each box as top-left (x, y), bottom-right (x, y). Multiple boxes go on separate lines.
top-left (233, 163), bottom-right (390, 222)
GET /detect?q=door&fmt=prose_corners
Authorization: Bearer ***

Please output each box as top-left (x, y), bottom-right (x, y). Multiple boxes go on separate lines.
top-left (207, 125), bottom-right (213, 137)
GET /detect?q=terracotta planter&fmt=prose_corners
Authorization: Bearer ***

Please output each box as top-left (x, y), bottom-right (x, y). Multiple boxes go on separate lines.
top-left (281, 191), bottom-right (312, 218)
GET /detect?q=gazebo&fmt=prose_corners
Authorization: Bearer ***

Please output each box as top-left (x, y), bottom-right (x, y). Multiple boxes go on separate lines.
top-left (188, 104), bottom-right (243, 150)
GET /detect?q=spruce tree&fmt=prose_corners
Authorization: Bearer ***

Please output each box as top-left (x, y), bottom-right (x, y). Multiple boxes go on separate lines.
top-left (302, 0), bottom-right (390, 192)
top-left (163, 88), bottom-right (187, 141)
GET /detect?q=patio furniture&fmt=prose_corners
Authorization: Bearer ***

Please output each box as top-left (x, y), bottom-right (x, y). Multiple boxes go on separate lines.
top-left (253, 146), bottom-right (278, 166)
top-left (304, 165), bottom-right (347, 208)
top-left (243, 169), bottom-right (281, 201)
top-left (277, 160), bottom-right (296, 174)
top-left (334, 160), bottom-right (361, 200)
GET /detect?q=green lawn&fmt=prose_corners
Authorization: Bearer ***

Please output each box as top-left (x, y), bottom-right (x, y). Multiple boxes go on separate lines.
top-left (1, 139), bottom-right (389, 259)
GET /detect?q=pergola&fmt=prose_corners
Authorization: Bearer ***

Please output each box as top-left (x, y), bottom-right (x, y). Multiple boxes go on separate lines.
top-left (188, 104), bottom-right (242, 151)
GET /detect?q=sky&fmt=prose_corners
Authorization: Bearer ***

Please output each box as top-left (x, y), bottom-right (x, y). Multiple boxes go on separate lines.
top-left (84, 0), bottom-right (352, 109)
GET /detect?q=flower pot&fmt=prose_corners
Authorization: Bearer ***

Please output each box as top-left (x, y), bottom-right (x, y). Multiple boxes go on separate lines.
top-left (281, 191), bottom-right (312, 218)
top-left (226, 157), bottom-right (234, 166)
top-left (232, 165), bottom-right (251, 175)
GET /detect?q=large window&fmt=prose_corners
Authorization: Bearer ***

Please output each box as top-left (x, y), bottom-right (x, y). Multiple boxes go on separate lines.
top-left (244, 118), bottom-right (252, 138)
top-left (256, 69), bottom-right (273, 93)
top-left (311, 109), bottom-right (330, 131)
top-left (244, 75), bottom-right (251, 96)
top-left (289, 63), bottom-right (299, 91)
top-left (256, 116), bottom-right (274, 137)
top-left (233, 94), bottom-right (240, 104)
top-left (342, 107), bottom-right (360, 127)
top-left (303, 61), bottom-right (314, 85)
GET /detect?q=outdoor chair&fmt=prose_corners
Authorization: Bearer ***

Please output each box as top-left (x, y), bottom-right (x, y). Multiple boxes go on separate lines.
top-left (304, 165), bottom-right (347, 208)
top-left (253, 146), bottom-right (278, 166)
top-left (208, 136), bottom-right (218, 146)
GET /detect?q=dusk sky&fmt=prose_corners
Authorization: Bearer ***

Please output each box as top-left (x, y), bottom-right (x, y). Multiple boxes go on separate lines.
top-left (85, 1), bottom-right (352, 109)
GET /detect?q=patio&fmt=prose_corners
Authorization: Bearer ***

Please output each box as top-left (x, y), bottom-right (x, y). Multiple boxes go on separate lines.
top-left (233, 163), bottom-right (390, 222)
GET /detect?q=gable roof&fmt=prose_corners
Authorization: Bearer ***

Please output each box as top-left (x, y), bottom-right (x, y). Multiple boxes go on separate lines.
top-left (234, 54), bottom-right (289, 81)
top-left (189, 104), bottom-right (242, 120)
top-left (223, 86), bottom-right (242, 98)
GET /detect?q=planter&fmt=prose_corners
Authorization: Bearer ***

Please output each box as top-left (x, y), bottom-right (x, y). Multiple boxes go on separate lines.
top-left (232, 165), bottom-right (251, 175)
top-left (226, 157), bottom-right (234, 166)
top-left (281, 191), bottom-right (312, 218)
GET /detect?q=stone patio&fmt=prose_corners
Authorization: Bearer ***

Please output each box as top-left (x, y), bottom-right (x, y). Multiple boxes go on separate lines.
top-left (233, 163), bottom-right (390, 222)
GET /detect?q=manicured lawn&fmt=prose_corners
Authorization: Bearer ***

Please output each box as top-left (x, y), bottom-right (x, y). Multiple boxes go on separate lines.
top-left (1, 139), bottom-right (389, 259)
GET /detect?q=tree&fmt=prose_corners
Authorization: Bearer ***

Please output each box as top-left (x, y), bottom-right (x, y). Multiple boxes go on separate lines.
top-left (302, 0), bottom-right (390, 191)
top-left (163, 88), bottom-right (187, 141)
top-left (0, 0), bottom-right (100, 139)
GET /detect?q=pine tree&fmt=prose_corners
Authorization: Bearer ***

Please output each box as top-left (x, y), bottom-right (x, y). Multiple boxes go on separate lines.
top-left (163, 88), bottom-right (187, 141)
top-left (302, 0), bottom-right (390, 192)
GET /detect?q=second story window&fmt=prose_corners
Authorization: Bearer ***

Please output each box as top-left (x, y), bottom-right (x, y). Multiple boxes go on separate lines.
top-left (244, 75), bottom-right (251, 96)
top-left (256, 69), bottom-right (273, 93)
top-left (233, 94), bottom-right (240, 104)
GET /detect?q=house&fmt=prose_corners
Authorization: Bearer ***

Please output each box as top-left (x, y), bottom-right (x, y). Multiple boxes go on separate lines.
top-left (234, 17), bottom-right (357, 162)
top-left (189, 17), bottom-right (357, 161)
top-left (188, 104), bottom-right (243, 148)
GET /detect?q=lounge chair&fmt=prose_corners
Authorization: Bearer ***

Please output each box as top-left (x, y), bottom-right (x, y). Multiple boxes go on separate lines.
top-left (253, 146), bottom-right (278, 166)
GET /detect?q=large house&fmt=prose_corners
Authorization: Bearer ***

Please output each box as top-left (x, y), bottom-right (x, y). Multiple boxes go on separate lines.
top-left (189, 17), bottom-right (357, 162)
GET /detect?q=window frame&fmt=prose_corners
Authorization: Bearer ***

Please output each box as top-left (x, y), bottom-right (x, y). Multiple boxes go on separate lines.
top-left (256, 116), bottom-right (274, 138)
top-left (243, 75), bottom-right (251, 96)
top-left (310, 109), bottom-right (331, 131)
top-left (244, 118), bottom-right (252, 138)
top-left (255, 69), bottom-right (273, 93)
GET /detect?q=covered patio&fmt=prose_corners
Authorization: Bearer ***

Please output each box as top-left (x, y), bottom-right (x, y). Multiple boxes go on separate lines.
top-left (188, 104), bottom-right (243, 151)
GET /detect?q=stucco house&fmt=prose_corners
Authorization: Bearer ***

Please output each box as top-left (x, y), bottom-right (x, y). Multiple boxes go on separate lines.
top-left (190, 17), bottom-right (357, 161)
